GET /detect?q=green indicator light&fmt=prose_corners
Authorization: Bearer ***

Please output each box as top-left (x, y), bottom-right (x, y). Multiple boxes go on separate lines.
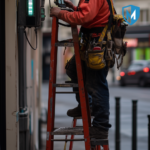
top-left (28, 0), bottom-right (34, 16)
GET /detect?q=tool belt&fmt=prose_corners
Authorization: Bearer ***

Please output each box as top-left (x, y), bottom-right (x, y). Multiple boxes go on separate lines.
top-left (79, 0), bottom-right (127, 70)
top-left (79, 27), bottom-right (107, 70)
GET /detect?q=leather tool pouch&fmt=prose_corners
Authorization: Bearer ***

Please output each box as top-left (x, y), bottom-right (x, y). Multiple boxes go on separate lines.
top-left (112, 16), bottom-right (127, 69)
top-left (113, 24), bottom-right (123, 54)
top-left (105, 40), bottom-right (115, 68)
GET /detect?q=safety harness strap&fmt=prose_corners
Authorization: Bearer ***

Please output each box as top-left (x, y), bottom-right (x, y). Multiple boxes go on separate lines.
top-left (98, 0), bottom-right (114, 45)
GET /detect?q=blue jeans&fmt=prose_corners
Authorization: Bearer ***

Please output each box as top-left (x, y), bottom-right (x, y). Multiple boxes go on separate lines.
top-left (66, 55), bottom-right (111, 131)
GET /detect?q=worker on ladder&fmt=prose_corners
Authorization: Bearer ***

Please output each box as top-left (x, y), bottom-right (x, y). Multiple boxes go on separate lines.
top-left (50, 0), bottom-right (112, 139)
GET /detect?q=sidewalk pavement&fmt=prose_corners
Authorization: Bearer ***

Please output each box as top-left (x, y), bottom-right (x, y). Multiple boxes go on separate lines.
top-left (40, 82), bottom-right (149, 150)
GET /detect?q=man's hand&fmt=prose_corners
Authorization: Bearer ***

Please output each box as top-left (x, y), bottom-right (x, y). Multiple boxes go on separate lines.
top-left (64, 0), bottom-right (74, 9)
top-left (50, 7), bottom-right (61, 18)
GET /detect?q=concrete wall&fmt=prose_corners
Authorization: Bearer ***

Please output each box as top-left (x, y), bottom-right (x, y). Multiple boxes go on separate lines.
top-left (5, 1), bottom-right (42, 149)
top-left (5, 0), bottom-right (19, 150)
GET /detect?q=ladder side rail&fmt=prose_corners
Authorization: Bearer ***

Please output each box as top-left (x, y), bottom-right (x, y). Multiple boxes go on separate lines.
top-left (46, 17), bottom-right (58, 150)
top-left (82, 62), bottom-right (91, 125)
top-left (103, 145), bottom-right (109, 150)
top-left (69, 119), bottom-right (77, 150)
top-left (71, 25), bottom-right (91, 150)
top-left (97, 145), bottom-right (101, 150)
top-left (85, 89), bottom-right (91, 126)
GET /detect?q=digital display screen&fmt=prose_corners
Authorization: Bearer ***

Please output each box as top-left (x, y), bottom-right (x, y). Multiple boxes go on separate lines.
top-left (28, 0), bottom-right (34, 16)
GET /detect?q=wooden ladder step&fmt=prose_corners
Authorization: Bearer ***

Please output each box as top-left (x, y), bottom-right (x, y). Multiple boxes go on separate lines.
top-left (56, 91), bottom-right (79, 94)
top-left (74, 116), bottom-right (94, 119)
top-left (51, 138), bottom-right (108, 145)
top-left (55, 41), bottom-right (107, 47)
top-left (53, 83), bottom-right (78, 87)
top-left (51, 139), bottom-right (86, 141)
top-left (51, 127), bottom-right (83, 135)
top-left (55, 42), bottom-right (74, 47)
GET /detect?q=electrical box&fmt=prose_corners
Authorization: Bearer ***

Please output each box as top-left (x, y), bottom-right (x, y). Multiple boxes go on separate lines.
top-left (18, 0), bottom-right (45, 27)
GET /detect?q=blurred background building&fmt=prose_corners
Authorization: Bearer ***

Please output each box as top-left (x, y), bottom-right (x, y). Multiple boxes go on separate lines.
top-left (113, 0), bottom-right (150, 83)
top-left (114, 0), bottom-right (150, 67)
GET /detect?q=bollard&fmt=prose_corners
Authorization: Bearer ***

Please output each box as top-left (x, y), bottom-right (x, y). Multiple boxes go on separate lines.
top-left (115, 97), bottom-right (120, 150)
top-left (132, 100), bottom-right (138, 150)
top-left (148, 115), bottom-right (150, 150)
top-left (39, 119), bottom-right (42, 149)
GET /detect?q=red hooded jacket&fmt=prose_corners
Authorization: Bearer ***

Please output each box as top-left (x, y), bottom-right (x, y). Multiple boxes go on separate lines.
top-left (58, 0), bottom-right (110, 29)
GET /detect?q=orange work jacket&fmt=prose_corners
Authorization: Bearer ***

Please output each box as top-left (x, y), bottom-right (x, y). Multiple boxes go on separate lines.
top-left (58, 0), bottom-right (110, 29)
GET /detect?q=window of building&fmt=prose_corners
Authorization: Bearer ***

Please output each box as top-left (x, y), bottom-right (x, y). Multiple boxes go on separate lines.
top-left (124, 9), bottom-right (149, 24)
top-left (141, 9), bottom-right (149, 23)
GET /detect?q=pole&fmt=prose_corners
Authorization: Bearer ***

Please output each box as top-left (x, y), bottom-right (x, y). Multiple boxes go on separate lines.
top-left (0, 1), bottom-right (6, 150)
top-left (18, 27), bottom-right (27, 108)
top-left (148, 115), bottom-right (150, 150)
top-left (18, 26), bottom-right (28, 150)
top-left (132, 100), bottom-right (138, 150)
top-left (39, 119), bottom-right (42, 149)
top-left (115, 97), bottom-right (120, 150)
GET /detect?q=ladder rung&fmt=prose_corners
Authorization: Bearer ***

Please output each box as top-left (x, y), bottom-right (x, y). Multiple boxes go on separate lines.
top-left (91, 138), bottom-right (108, 145)
top-left (53, 83), bottom-right (78, 87)
top-left (51, 139), bottom-right (85, 141)
top-left (56, 92), bottom-right (79, 94)
top-left (51, 137), bottom-right (108, 145)
top-left (51, 127), bottom-right (83, 135)
top-left (65, 81), bottom-right (74, 83)
top-left (74, 116), bottom-right (94, 119)
top-left (55, 41), bottom-right (106, 47)
top-left (55, 42), bottom-right (74, 47)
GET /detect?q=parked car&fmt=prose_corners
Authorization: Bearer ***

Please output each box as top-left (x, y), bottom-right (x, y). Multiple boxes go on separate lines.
top-left (119, 60), bottom-right (150, 87)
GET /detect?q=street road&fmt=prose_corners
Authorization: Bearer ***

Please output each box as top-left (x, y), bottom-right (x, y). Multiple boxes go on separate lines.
top-left (41, 82), bottom-right (150, 150)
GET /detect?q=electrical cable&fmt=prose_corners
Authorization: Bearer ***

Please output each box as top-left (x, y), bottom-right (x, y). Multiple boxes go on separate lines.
top-left (49, 0), bottom-right (52, 8)
top-left (58, 22), bottom-right (71, 27)
top-left (49, 0), bottom-right (72, 27)
top-left (24, 27), bottom-right (37, 50)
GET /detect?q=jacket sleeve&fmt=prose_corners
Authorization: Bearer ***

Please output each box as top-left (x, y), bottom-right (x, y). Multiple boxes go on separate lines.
top-left (58, 0), bottom-right (103, 25)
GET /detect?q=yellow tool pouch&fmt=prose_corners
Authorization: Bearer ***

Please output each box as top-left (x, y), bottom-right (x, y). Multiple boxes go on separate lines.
top-left (86, 48), bottom-right (106, 70)
top-left (79, 25), bottom-right (108, 70)
top-left (85, 25), bottom-right (108, 70)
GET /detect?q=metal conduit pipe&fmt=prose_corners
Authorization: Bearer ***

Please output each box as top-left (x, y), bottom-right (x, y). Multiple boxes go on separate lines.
top-left (18, 26), bottom-right (28, 150)
top-left (0, 0), bottom-right (6, 150)
top-left (18, 27), bottom-right (27, 109)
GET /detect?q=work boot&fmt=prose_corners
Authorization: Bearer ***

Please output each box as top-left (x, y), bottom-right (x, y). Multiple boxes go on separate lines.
top-left (67, 105), bottom-right (93, 117)
top-left (89, 127), bottom-right (108, 139)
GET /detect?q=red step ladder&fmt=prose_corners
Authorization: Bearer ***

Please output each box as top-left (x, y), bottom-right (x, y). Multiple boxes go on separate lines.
top-left (46, 17), bottom-right (109, 150)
